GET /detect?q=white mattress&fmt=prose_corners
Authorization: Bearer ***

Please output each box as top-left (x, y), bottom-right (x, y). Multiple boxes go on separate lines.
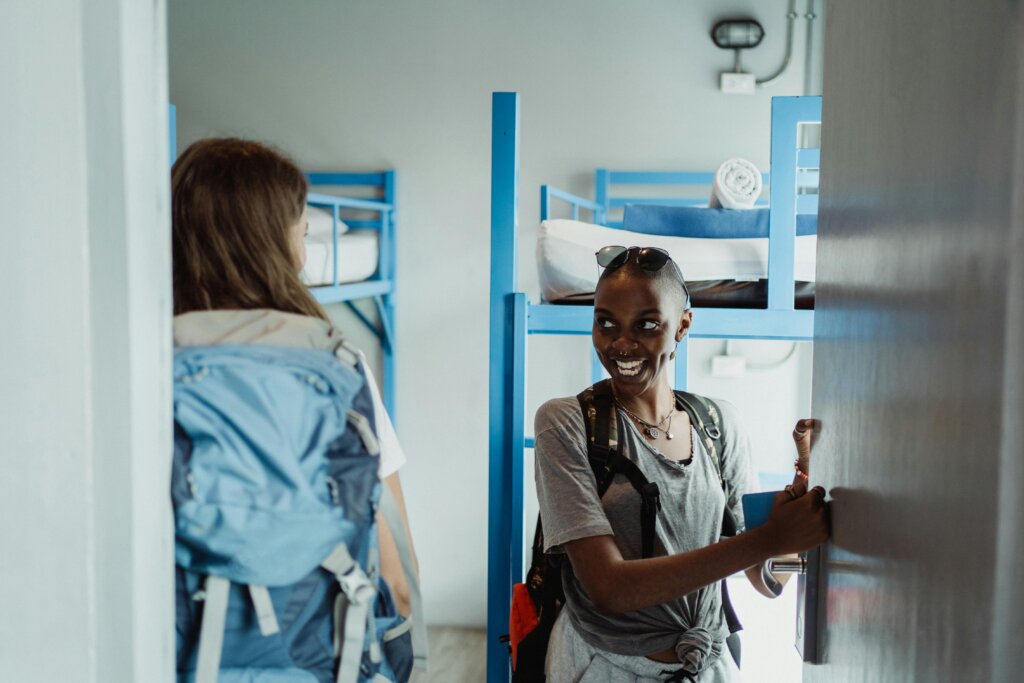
top-left (301, 229), bottom-right (379, 287)
top-left (537, 219), bottom-right (817, 302)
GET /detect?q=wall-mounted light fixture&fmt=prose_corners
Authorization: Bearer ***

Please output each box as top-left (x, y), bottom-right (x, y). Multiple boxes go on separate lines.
top-left (711, 19), bottom-right (765, 51)
top-left (711, 18), bottom-right (765, 94)
top-left (711, 0), bottom-right (820, 96)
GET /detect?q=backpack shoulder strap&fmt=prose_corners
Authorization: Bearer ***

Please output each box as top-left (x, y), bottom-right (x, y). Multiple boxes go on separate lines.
top-left (676, 390), bottom-right (744, 637)
top-left (675, 391), bottom-right (740, 538)
top-left (674, 391), bottom-right (725, 485)
top-left (576, 380), bottom-right (618, 495)
top-left (576, 380), bottom-right (661, 558)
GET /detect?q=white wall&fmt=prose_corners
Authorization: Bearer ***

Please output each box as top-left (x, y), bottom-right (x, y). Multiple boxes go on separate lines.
top-left (169, 0), bottom-right (824, 626)
top-left (0, 1), bottom-right (174, 680)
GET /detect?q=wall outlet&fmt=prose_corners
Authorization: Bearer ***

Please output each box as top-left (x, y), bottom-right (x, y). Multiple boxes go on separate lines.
top-left (711, 354), bottom-right (747, 377)
top-left (720, 72), bottom-right (756, 95)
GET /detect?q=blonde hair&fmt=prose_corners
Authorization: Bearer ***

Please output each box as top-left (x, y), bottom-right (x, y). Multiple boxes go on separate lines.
top-left (171, 137), bottom-right (327, 321)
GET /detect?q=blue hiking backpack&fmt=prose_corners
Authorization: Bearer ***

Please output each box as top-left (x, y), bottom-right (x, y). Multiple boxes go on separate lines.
top-left (172, 342), bottom-right (421, 683)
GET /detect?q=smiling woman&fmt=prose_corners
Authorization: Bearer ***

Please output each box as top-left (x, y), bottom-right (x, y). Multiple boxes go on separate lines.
top-left (593, 251), bottom-right (693, 456)
top-left (531, 247), bottom-right (830, 682)
top-left (593, 246), bottom-right (691, 393)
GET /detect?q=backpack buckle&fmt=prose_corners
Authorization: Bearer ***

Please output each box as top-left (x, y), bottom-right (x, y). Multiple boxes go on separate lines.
top-left (337, 569), bottom-right (375, 606)
top-left (641, 482), bottom-right (662, 512)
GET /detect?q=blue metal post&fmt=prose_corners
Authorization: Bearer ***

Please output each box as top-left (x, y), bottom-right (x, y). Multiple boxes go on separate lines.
top-left (768, 97), bottom-right (821, 311)
top-left (595, 168), bottom-right (610, 225)
top-left (510, 293), bottom-right (527, 584)
top-left (488, 92), bottom-right (520, 683)
top-left (332, 204), bottom-right (341, 288)
top-left (591, 348), bottom-right (606, 385)
top-left (382, 172), bottom-right (397, 419)
top-left (674, 336), bottom-right (690, 389)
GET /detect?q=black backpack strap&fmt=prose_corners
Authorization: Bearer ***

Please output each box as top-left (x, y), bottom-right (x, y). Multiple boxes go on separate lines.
top-left (675, 391), bottom-right (740, 534)
top-left (674, 391), bottom-right (724, 485)
top-left (582, 381), bottom-right (618, 494)
top-left (675, 391), bottom-right (744, 642)
top-left (528, 517), bottom-right (546, 579)
top-left (577, 380), bottom-right (661, 559)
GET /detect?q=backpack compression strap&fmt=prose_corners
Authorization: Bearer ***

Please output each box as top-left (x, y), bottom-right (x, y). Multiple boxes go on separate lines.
top-left (577, 380), bottom-right (662, 559)
top-left (321, 544), bottom-right (377, 683)
top-left (194, 575), bottom-right (231, 683)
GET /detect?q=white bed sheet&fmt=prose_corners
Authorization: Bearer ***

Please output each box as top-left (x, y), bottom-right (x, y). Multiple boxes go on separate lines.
top-left (301, 229), bottom-right (379, 287)
top-left (537, 219), bottom-right (817, 303)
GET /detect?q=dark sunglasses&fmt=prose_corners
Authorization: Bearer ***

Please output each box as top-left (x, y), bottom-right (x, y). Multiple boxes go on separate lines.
top-left (596, 245), bottom-right (672, 271)
top-left (595, 245), bottom-right (691, 306)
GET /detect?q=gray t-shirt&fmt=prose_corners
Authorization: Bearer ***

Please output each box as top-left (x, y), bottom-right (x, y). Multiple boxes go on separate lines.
top-left (534, 394), bottom-right (756, 659)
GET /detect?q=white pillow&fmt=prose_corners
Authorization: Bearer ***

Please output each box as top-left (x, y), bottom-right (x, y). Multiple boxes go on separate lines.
top-left (305, 205), bottom-right (350, 238)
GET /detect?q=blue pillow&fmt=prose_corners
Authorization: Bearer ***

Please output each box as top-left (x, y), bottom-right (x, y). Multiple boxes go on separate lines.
top-left (622, 204), bottom-right (817, 238)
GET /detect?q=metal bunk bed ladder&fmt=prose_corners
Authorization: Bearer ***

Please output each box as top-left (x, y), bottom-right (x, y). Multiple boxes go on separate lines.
top-left (487, 92), bottom-right (821, 682)
top-left (306, 171), bottom-right (398, 417)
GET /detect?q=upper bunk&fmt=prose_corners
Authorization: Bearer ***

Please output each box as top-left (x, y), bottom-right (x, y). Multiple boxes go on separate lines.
top-left (303, 171), bottom-right (397, 307)
top-left (302, 172), bottom-right (398, 414)
top-left (495, 95), bottom-right (822, 342)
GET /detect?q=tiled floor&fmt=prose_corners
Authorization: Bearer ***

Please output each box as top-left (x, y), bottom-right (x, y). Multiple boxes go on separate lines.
top-left (412, 627), bottom-right (487, 682)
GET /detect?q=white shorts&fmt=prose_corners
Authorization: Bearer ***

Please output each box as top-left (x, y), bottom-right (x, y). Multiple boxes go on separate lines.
top-left (544, 610), bottom-right (743, 683)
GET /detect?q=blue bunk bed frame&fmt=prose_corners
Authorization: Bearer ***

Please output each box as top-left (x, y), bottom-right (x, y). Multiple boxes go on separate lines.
top-left (306, 172), bottom-right (398, 417)
top-left (572, 170), bottom-right (770, 228)
top-left (487, 92), bottom-right (822, 682)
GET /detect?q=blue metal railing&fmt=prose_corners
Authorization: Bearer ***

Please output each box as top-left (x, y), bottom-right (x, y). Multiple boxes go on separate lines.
top-left (306, 171), bottom-right (398, 418)
top-left (540, 185), bottom-right (605, 223)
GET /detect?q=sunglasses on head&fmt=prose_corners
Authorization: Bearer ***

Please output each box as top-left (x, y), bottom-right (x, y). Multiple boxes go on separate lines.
top-left (595, 245), bottom-right (672, 271)
top-left (595, 245), bottom-right (691, 306)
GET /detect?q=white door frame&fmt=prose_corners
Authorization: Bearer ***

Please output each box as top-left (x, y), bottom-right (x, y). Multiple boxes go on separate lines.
top-left (0, 0), bottom-right (174, 680)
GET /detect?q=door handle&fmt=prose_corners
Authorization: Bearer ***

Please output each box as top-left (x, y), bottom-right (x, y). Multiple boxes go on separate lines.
top-left (768, 556), bottom-right (807, 574)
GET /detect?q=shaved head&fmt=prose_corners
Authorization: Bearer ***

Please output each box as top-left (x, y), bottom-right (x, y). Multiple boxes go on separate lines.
top-left (596, 258), bottom-right (690, 316)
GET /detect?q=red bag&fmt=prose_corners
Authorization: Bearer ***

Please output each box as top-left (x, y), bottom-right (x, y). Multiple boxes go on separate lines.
top-left (509, 583), bottom-right (540, 670)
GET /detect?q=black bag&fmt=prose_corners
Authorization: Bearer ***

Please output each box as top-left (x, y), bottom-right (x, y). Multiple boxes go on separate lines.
top-left (507, 380), bottom-right (743, 681)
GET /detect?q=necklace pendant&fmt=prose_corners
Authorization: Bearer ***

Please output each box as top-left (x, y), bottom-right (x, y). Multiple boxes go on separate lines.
top-left (666, 431), bottom-right (675, 440)
top-left (645, 427), bottom-right (660, 439)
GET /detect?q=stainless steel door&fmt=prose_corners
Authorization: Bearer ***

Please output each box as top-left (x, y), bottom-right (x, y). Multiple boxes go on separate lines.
top-left (807, 1), bottom-right (1024, 681)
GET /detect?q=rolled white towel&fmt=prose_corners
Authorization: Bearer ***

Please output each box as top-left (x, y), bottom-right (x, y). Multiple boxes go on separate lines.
top-left (709, 158), bottom-right (762, 209)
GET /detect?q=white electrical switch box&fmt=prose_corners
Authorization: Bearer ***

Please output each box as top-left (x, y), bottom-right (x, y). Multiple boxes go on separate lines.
top-left (720, 72), bottom-right (756, 95)
top-left (711, 354), bottom-right (748, 378)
